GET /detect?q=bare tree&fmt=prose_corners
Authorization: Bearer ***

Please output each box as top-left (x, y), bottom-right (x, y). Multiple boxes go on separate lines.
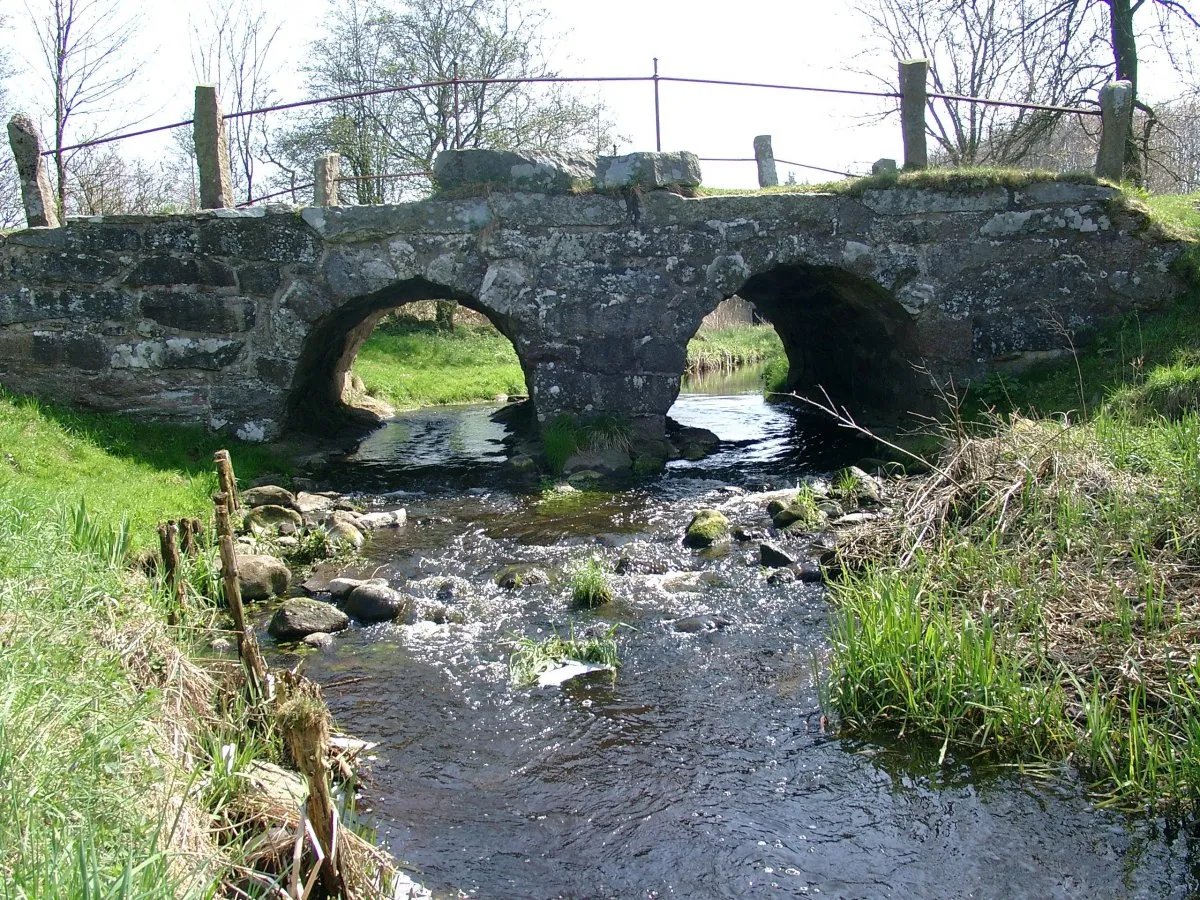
top-left (857, 0), bottom-right (1109, 166)
top-left (190, 0), bottom-right (281, 203)
top-left (0, 13), bottom-right (23, 228)
top-left (64, 144), bottom-right (177, 215)
top-left (274, 0), bottom-right (619, 204)
top-left (27, 0), bottom-right (144, 216)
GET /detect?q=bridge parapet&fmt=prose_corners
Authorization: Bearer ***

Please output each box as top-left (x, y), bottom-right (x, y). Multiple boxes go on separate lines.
top-left (0, 181), bottom-right (1186, 442)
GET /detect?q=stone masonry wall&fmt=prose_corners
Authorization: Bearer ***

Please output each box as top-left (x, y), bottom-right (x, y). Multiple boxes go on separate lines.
top-left (0, 182), bottom-right (1186, 441)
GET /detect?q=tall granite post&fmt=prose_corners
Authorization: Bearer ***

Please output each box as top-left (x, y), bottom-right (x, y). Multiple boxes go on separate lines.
top-left (7, 115), bottom-right (59, 228)
top-left (1095, 81), bottom-right (1134, 183)
top-left (314, 153), bottom-right (341, 206)
top-left (899, 59), bottom-right (929, 170)
top-left (193, 85), bottom-right (234, 209)
top-left (753, 135), bottom-right (778, 188)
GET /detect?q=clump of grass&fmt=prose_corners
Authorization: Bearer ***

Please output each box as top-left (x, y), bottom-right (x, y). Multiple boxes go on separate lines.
top-left (542, 415), bottom-right (581, 474)
top-left (568, 555), bottom-right (615, 607)
top-left (508, 624), bottom-right (621, 687)
top-left (1108, 354), bottom-right (1200, 421)
top-left (825, 412), bottom-right (1200, 808)
top-left (762, 353), bottom-right (790, 393)
top-left (540, 415), bottom-right (633, 474)
top-left (828, 564), bottom-right (1070, 761)
top-left (59, 497), bottom-right (131, 567)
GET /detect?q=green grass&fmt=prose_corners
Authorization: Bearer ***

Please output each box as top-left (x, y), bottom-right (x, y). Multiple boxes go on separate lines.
top-left (568, 555), bottom-right (615, 608)
top-left (0, 388), bottom-right (293, 892)
top-left (0, 388), bottom-right (287, 545)
top-left (352, 319), bottom-right (527, 408)
top-left (825, 264), bottom-right (1200, 811)
top-left (697, 167), bottom-right (1103, 198)
top-left (686, 324), bottom-right (784, 375)
top-left (540, 414), bottom-right (633, 474)
top-left (508, 623), bottom-right (621, 687)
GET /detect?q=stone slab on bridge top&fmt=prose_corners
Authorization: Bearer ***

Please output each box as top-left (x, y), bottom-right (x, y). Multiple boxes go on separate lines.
top-left (0, 173), bottom-right (1188, 444)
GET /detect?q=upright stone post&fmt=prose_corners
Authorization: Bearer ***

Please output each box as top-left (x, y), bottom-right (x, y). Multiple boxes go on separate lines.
top-left (7, 114), bottom-right (59, 228)
top-left (1095, 81), bottom-right (1134, 183)
top-left (313, 152), bottom-right (341, 206)
top-left (898, 59), bottom-right (929, 171)
top-left (753, 135), bottom-right (778, 188)
top-left (193, 85), bottom-right (234, 209)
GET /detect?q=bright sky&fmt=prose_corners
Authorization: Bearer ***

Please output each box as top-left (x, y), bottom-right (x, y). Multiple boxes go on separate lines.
top-left (5, 0), bottom-right (1195, 190)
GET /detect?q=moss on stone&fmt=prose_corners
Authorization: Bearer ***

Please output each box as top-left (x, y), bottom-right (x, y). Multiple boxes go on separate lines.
top-left (684, 508), bottom-right (730, 547)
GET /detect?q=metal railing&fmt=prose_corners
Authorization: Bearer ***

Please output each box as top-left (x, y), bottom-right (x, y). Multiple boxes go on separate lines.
top-left (7, 58), bottom-right (1125, 225)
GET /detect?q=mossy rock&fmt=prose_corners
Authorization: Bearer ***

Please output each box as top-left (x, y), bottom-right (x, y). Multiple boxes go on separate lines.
top-left (495, 564), bottom-right (550, 590)
top-left (772, 501), bottom-right (826, 530)
top-left (684, 508), bottom-right (730, 547)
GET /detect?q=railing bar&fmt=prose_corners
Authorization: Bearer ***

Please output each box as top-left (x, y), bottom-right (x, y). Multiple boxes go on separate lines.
top-left (44, 119), bottom-right (196, 156)
top-left (928, 92), bottom-right (1101, 115)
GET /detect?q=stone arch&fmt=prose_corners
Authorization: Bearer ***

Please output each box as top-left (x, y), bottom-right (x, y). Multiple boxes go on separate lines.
top-left (683, 262), bottom-right (923, 419)
top-left (286, 276), bottom-right (528, 433)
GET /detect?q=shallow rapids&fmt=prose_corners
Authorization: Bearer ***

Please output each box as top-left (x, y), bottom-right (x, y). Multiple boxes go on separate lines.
top-left (267, 380), bottom-right (1200, 898)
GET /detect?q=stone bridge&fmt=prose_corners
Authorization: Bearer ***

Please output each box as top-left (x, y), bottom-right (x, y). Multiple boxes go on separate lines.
top-left (0, 177), bottom-right (1186, 443)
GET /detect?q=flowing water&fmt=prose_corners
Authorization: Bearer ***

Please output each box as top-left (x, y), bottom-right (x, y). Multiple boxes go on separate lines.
top-left (276, 372), bottom-right (1200, 899)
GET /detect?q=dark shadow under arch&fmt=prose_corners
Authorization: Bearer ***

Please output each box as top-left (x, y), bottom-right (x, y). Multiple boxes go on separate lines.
top-left (286, 277), bottom-right (528, 434)
top-left (730, 263), bottom-right (923, 418)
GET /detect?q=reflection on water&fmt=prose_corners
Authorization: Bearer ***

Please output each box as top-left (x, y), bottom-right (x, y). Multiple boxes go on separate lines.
top-left (291, 382), bottom-right (1200, 899)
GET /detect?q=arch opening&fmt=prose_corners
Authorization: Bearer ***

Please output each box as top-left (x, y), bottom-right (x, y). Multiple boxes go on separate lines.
top-left (286, 277), bottom-right (530, 434)
top-left (724, 263), bottom-right (923, 419)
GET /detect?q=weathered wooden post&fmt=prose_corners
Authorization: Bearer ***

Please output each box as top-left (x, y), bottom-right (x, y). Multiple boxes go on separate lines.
top-left (193, 85), bottom-right (234, 209)
top-left (753, 135), bottom-right (778, 188)
top-left (898, 59), bottom-right (929, 171)
top-left (213, 449), bottom-right (240, 518)
top-left (7, 114), bottom-right (59, 228)
top-left (1095, 80), bottom-right (1134, 183)
top-left (279, 684), bottom-right (346, 897)
top-left (213, 491), bottom-right (270, 697)
top-left (157, 520), bottom-right (185, 614)
top-left (313, 152), bottom-right (341, 206)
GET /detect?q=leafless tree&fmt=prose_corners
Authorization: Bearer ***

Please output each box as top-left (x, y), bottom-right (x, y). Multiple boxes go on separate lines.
top-left (64, 144), bottom-right (178, 215)
top-left (190, 0), bottom-right (281, 203)
top-left (857, 0), bottom-right (1109, 166)
top-left (273, 0), bottom-right (619, 204)
top-left (26, 0), bottom-right (144, 217)
top-left (0, 13), bottom-right (23, 228)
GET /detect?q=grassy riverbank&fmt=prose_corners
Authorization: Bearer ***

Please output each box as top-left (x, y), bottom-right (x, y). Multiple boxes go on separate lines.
top-left (0, 390), bottom-right (289, 893)
top-left (824, 283), bottom-right (1200, 811)
top-left (685, 324), bottom-right (784, 377)
top-left (353, 318), bottom-right (526, 408)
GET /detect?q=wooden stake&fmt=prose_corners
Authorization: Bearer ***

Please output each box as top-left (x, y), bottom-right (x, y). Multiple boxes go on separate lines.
top-left (279, 683), bottom-right (346, 899)
top-left (179, 518), bottom-right (197, 558)
top-left (213, 491), bottom-right (269, 697)
top-left (157, 520), bottom-right (185, 618)
top-left (213, 450), bottom-right (240, 519)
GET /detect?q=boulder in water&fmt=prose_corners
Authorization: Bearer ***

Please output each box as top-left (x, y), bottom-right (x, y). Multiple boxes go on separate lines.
top-left (344, 582), bottom-right (408, 622)
top-left (268, 598), bottom-right (349, 640)
top-left (684, 509), bottom-right (730, 547)
top-left (242, 485), bottom-right (299, 511)
top-left (237, 554), bottom-right (291, 600)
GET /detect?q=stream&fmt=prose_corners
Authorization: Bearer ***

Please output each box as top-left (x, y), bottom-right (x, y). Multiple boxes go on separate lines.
top-left (270, 370), bottom-right (1200, 899)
